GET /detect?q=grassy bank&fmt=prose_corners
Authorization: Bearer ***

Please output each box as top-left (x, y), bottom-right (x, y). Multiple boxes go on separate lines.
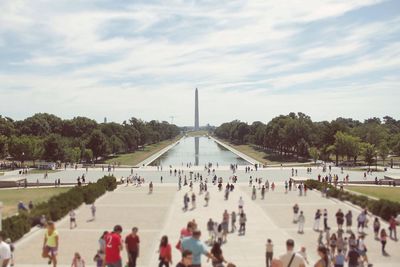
top-left (0, 187), bottom-right (71, 217)
top-left (214, 137), bottom-right (310, 166)
top-left (105, 135), bottom-right (182, 166)
top-left (346, 186), bottom-right (400, 203)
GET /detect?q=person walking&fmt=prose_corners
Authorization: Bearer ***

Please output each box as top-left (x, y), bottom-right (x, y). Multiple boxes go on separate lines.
top-left (346, 246), bottom-right (360, 267)
top-left (380, 228), bottom-right (388, 255)
top-left (323, 209), bottom-right (329, 231)
top-left (333, 249), bottom-right (345, 267)
top-left (278, 239), bottom-right (306, 267)
top-left (373, 217), bottom-right (381, 240)
top-left (238, 197), bottom-right (244, 213)
top-left (231, 211), bottom-right (237, 233)
top-left (42, 221), bottom-right (59, 267)
top-left (158, 235), bottom-right (172, 267)
top-left (239, 212), bottom-right (247, 236)
top-left (204, 192), bottom-right (210, 207)
top-left (91, 203), bottom-right (96, 221)
top-left (210, 242), bottom-right (229, 267)
top-left (207, 219), bottom-right (214, 244)
top-left (335, 209), bottom-right (344, 231)
top-left (105, 225), bottom-right (123, 267)
top-left (69, 210), bottom-right (77, 229)
top-left (356, 234), bottom-right (368, 266)
top-left (293, 204), bottom-right (299, 223)
top-left (266, 239), bottom-right (273, 267)
top-left (389, 215), bottom-right (397, 240)
top-left (181, 230), bottom-right (216, 267)
top-left (298, 211), bottom-right (305, 234)
top-left (191, 193), bottom-right (196, 210)
top-left (71, 252), bottom-right (85, 267)
top-left (125, 227), bottom-right (140, 267)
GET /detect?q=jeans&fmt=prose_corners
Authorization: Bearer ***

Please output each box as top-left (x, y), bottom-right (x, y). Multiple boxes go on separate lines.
top-left (128, 251), bottom-right (138, 267)
top-left (266, 252), bottom-right (273, 267)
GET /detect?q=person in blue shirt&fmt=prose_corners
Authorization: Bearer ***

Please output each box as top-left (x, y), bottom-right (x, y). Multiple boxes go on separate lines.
top-left (181, 230), bottom-right (216, 267)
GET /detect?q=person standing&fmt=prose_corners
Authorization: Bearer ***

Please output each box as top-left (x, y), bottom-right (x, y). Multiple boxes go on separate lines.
top-left (91, 203), bottom-right (97, 221)
top-left (278, 239), bottom-right (306, 267)
top-left (333, 249), bottom-right (345, 267)
top-left (373, 217), bottom-right (381, 240)
top-left (125, 227), bottom-right (140, 267)
top-left (266, 239), bottom-right (273, 267)
top-left (323, 209), bottom-right (329, 231)
top-left (42, 221), bottom-right (59, 267)
top-left (293, 204), bottom-right (299, 223)
top-left (222, 210), bottom-right (229, 243)
top-left (176, 250), bottom-right (193, 267)
top-left (389, 215), bottom-right (397, 240)
top-left (191, 193), bottom-right (196, 210)
top-left (238, 197), bottom-right (244, 213)
top-left (181, 230), bottom-right (216, 267)
top-left (335, 209), bottom-right (344, 231)
top-left (158, 236), bottom-right (172, 267)
top-left (204, 192), bottom-right (210, 207)
top-left (69, 210), bottom-right (77, 229)
top-left (0, 232), bottom-right (11, 267)
top-left (105, 225), bottom-right (123, 267)
top-left (239, 212), bottom-right (247, 236)
top-left (231, 211), bottom-right (237, 233)
top-left (346, 246), bottom-right (360, 267)
top-left (298, 211), bottom-right (305, 234)
top-left (380, 228), bottom-right (388, 255)
top-left (345, 211), bottom-right (352, 232)
top-left (313, 209), bottom-right (321, 231)
top-left (207, 219), bottom-right (214, 244)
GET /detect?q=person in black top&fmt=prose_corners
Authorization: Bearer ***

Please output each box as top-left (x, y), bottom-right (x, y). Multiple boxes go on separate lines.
top-left (346, 247), bottom-right (360, 267)
top-left (176, 250), bottom-right (192, 267)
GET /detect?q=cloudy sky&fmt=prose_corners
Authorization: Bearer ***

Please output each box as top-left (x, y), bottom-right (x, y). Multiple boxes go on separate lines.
top-left (1, 0), bottom-right (399, 126)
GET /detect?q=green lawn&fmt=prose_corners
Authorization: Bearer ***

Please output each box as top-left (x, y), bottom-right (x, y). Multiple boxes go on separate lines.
top-left (0, 172), bottom-right (3, 176)
top-left (214, 138), bottom-right (310, 165)
top-left (346, 186), bottom-right (400, 203)
top-left (105, 136), bottom-right (182, 166)
top-left (0, 187), bottom-right (71, 217)
top-left (186, 130), bottom-right (209, 137)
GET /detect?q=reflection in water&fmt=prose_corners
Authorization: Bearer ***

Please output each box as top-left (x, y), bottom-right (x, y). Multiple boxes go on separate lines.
top-left (195, 137), bottom-right (199, 166)
top-left (149, 136), bottom-right (248, 166)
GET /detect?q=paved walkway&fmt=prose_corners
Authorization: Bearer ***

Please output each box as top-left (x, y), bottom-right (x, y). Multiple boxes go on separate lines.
top-left (13, 179), bottom-right (400, 267)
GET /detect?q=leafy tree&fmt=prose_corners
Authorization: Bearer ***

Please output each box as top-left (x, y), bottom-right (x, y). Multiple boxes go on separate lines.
top-left (362, 143), bottom-right (376, 167)
top-left (309, 147), bottom-right (319, 163)
top-left (65, 147), bottom-right (81, 163)
top-left (378, 142), bottom-right (389, 166)
top-left (43, 134), bottom-right (65, 162)
top-left (87, 130), bottom-right (109, 160)
top-left (0, 135), bottom-right (8, 159)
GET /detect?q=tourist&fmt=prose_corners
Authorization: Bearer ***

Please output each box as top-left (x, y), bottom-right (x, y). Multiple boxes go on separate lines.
top-left (177, 222), bottom-right (195, 251)
top-left (222, 210), bottom-right (229, 242)
top-left (231, 211), bottom-right (236, 233)
top-left (313, 209), bottom-right (321, 231)
top-left (204, 191), bottom-right (210, 207)
top-left (297, 247), bottom-right (309, 265)
top-left (357, 211), bottom-right (366, 233)
top-left (389, 215), bottom-right (397, 240)
top-left (125, 227), bottom-right (140, 267)
top-left (345, 211), bottom-right (352, 232)
top-left (0, 231), bottom-right (11, 267)
top-left (239, 212), bottom-right (247, 236)
top-left (335, 209), bottom-right (344, 231)
top-left (210, 242), bottom-right (229, 267)
top-left (4, 238), bottom-right (14, 267)
top-left (323, 209), bottom-right (329, 231)
top-left (181, 230), bottom-right (216, 267)
top-left (105, 225), bottom-right (123, 267)
top-left (298, 211), bottom-right (305, 234)
top-left (314, 246), bottom-right (329, 267)
top-left (238, 197), bottom-right (244, 213)
top-left (266, 239), bottom-right (273, 267)
top-left (207, 219), bottom-right (214, 244)
top-left (71, 252), bottom-right (85, 267)
top-left (183, 194), bottom-right (189, 211)
top-left (69, 210), bottom-right (77, 229)
top-left (261, 185), bottom-right (266, 199)
top-left (278, 239), bottom-right (305, 267)
top-left (330, 233), bottom-right (337, 257)
top-left (293, 204), bottom-right (299, 223)
top-left (346, 246), bottom-right (360, 267)
top-left (356, 234), bottom-right (368, 266)
top-left (93, 250), bottom-right (104, 267)
top-left (191, 193), bottom-right (196, 209)
top-left (42, 221), bottom-right (58, 267)
top-left (99, 231), bottom-right (108, 253)
top-left (380, 228), bottom-right (388, 255)
top-left (176, 249), bottom-right (193, 267)
top-left (28, 200), bottom-right (34, 210)
top-left (149, 181), bottom-right (153, 194)
top-left (91, 203), bottom-right (96, 221)
top-left (333, 249), bottom-right (345, 267)
top-left (373, 217), bottom-right (380, 240)
top-left (251, 185), bottom-right (256, 200)
top-left (158, 235), bottom-right (172, 267)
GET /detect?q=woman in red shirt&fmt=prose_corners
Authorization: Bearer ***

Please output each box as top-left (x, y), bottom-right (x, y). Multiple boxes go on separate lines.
top-left (158, 235), bottom-right (172, 267)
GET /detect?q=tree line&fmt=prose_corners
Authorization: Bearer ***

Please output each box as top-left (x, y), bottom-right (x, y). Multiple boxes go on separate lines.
top-left (0, 113), bottom-right (180, 164)
top-left (214, 112), bottom-right (400, 166)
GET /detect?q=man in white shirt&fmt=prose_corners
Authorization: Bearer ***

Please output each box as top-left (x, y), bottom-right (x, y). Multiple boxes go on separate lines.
top-left (279, 239), bottom-right (306, 267)
top-left (0, 232), bottom-right (11, 267)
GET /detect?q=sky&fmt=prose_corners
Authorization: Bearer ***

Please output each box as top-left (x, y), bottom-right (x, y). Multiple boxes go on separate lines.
top-left (1, 0), bottom-right (400, 126)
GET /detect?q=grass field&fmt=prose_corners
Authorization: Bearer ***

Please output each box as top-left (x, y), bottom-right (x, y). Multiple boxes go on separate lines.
top-left (0, 187), bottom-right (71, 217)
top-left (105, 136), bottom-right (182, 166)
top-left (346, 186), bottom-right (400, 203)
top-left (214, 138), bottom-right (310, 165)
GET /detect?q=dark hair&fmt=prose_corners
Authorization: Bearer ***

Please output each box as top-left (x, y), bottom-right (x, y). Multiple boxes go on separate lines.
top-left (132, 227), bottom-right (138, 232)
top-left (211, 242), bottom-right (222, 257)
top-left (0, 231), bottom-right (5, 239)
top-left (286, 239), bottom-right (294, 247)
top-left (318, 246), bottom-right (329, 265)
top-left (113, 225), bottom-right (123, 233)
top-left (101, 231), bottom-right (108, 239)
top-left (182, 249), bottom-right (192, 258)
top-left (160, 235), bottom-right (168, 247)
top-left (193, 230), bottom-right (201, 237)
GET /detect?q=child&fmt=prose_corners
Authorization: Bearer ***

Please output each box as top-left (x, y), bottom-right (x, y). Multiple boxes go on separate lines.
top-left (93, 250), bottom-right (104, 267)
top-left (71, 252), bottom-right (85, 267)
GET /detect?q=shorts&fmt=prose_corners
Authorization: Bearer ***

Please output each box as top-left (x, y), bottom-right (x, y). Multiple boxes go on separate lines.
top-left (44, 246), bottom-right (58, 256)
top-left (358, 250), bottom-right (366, 256)
top-left (106, 259), bottom-right (122, 267)
top-left (239, 205), bottom-right (243, 209)
top-left (70, 218), bottom-right (76, 222)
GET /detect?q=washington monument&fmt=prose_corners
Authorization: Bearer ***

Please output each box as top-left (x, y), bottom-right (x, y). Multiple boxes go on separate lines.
top-left (194, 88), bottom-right (199, 130)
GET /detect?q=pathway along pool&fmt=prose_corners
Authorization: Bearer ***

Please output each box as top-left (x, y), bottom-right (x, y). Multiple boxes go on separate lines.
top-left (149, 136), bottom-right (249, 166)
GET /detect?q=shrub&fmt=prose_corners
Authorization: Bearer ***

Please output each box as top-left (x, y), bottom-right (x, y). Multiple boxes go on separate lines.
top-left (305, 179), bottom-right (400, 222)
top-left (1, 175), bottom-right (117, 241)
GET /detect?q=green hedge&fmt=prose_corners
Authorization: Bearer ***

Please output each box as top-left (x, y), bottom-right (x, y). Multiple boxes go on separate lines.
top-left (1, 175), bottom-right (117, 241)
top-left (305, 180), bottom-right (400, 221)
